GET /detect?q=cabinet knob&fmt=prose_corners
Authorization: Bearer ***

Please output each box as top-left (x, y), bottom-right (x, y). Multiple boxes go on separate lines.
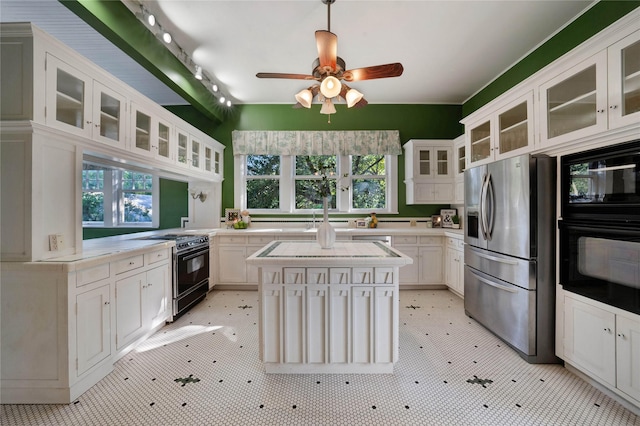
top-left (604, 327), bottom-right (612, 333)
top-left (129, 261), bottom-right (135, 265)
top-left (609, 105), bottom-right (618, 110)
top-left (597, 109), bottom-right (606, 114)
top-left (617, 333), bottom-right (626, 339)
top-left (148, 283), bottom-right (153, 287)
top-left (104, 301), bottom-right (110, 305)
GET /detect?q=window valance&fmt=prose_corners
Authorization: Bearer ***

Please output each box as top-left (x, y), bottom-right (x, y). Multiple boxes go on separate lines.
top-left (231, 130), bottom-right (401, 156)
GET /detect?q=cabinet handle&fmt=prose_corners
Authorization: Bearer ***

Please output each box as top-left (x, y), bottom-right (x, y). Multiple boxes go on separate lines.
top-left (597, 109), bottom-right (606, 114)
top-left (609, 105), bottom-right (618, 110)
top-left (148, 283), bottom-right (153, 287)
top-left (104, 301), bottom-right (110, 305)
top-left (604, 327), bottom-right (612, 333)
top-left (129, 261), bottom-right (135, 265)
top-left (617, 333), bottom-right (626, 339)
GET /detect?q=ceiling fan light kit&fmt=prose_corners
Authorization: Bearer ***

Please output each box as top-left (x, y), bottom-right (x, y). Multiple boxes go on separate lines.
top-left (256, 0), bottom-right (403, 122)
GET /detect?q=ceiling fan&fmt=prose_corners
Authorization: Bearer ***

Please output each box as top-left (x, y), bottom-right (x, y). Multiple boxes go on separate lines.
top-left (256, 0), bottom-right (404, 117)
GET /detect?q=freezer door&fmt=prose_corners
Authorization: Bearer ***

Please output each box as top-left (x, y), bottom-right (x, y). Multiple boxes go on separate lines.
top-left (464, 164), bottom-right (488, 249)
top-left (464, 265), bottom-right (536, 356)
top-left (486, 154), bottom-right (532, 259)
top-left (465, 245), bottom-right (536, 290)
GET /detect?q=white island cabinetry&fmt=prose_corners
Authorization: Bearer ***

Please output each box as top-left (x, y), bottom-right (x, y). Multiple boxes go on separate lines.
top-left (247, 241), bottom-right (412, 374)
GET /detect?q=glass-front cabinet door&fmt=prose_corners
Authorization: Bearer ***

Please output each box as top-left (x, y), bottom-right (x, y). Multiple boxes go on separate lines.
top-left (539, 51), bottom-right (608, 147)
top-left (191, 137), bottom-right (201, 170)
top-left (495, 92), bottom-right (534, 160)
top-left (204, 146), bottom-right (212, 172)
top-left (469, 120), bottom-right (491, 165)
top-left (214, 150), bottom-right (221, 175)
top-left (133, 109), bottom-right (151, 154)
top-left (45, 54), bottom-right (91, 138)
top-left (93, 82), bottom-right (126, 148)
top-left (414, 146), bottom-right (451, 178)
top-left (608, 30), bottom-right (640, 129)
top-left (156, 121), bottom-right (172, 162)
top-left (176, 128), bottom-right (189, 167)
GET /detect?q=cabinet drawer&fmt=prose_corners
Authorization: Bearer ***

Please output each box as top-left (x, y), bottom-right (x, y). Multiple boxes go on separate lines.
top-left (248, 235), bottom-right (275, 245)
top-left (447, 237), bottom-right (464, 250)
top-left (146, 248), bottom-right (170, 265)
top-left (218, 235), bottom-right (247, 244)
top-left (420, 236), bottom-right (442, 245)
top-left (394, 235), bottom-right (417, 244)
top-left (76, 263), bottom-right (110, 287)
top-left (114, 255), bottom-right (144, 274)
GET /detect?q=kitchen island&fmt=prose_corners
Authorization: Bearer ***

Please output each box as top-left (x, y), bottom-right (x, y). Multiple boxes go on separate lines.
top-left (246, 240), bottom-right (412, 374)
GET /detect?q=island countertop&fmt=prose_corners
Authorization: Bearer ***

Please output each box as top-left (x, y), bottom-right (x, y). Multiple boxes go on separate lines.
top-left (246, 240), bottom-right (414, 267)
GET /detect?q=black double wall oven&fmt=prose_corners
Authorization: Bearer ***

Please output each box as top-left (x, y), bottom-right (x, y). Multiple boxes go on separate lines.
top-left (559, 140), bottom-right (640, 315)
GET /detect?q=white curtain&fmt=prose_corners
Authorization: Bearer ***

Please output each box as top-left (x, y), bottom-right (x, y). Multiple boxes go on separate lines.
top-left (232, 130), bottom-right (401, 155)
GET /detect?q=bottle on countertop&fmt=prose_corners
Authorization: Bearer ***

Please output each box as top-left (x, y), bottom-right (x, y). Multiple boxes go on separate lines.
top-left (369, 212), bottom-right (378, 228)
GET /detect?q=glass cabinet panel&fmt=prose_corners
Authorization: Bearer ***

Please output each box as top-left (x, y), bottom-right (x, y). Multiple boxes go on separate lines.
top-left (457, 145), bottom-right (466, 175)
top-left (177, 132), bottom-right (188, 166)
top-left (191, 139), bottom-right (201, 169)
top-left (470, 121), bottom-right (491, 163)
top-left (436, 149), bottom-right (448, 176)
top-left (622, 39), bottom-right (640, 117)
top-left (98, 91), bottom-right (120, 141)
top-left (499, 101), bottom-right (528, 154)
top-left (56, 68), bottom-right (85, 129)
top-left (214, 151), bottom-right (220, 174)
top-left (135, 111), bottom-right (151, 152)
top-left (204, 146), bottom-right (212, 172)
top-left (546, 65), bottom-right (597, 139)
top-left (418, 150), bottom-right (431, 176)
top-left (157, 122), bottom-right (170, 159)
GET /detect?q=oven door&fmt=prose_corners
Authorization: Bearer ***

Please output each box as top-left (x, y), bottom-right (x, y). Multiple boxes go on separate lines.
top-left (176, 245), bottom-right (210, 298)
top-left (560, 220), bottom-right (640, 315)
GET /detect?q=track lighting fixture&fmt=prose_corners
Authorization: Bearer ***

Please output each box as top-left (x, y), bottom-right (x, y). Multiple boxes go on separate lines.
top-left (131, 1), bottom-right (232, 108)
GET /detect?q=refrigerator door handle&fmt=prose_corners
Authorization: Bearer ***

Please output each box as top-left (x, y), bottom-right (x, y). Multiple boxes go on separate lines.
top-left (480, 173), bottom-right (489, 240)
top-left (469, 269), bottom-right (518, 293)
top-left (473, 250), bottom-right (519, 265)
top-left (486, 173), bottom-right (495, 239)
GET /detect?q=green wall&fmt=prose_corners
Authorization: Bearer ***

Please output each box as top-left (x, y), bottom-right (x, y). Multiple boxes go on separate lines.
top-left (83, 178), bottom-right (188, 239)
top-left (211, 104), bottom-right (464, 218)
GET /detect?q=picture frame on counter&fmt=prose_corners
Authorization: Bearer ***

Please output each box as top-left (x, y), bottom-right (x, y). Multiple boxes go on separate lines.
top-left (431, 215), bottom-right (442, 228)
top-left (225, 208), bottom-right (240, 227)
top-left (440, 209), bottom-right (457, 228)
top-left (356, 219), bottom-right (368, 229)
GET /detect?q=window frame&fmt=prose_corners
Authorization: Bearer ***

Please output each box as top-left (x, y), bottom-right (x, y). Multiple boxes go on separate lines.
top-left (82, 165), bottom-right (159, 228)
top-left (234, 154), bottom-right (397, 214)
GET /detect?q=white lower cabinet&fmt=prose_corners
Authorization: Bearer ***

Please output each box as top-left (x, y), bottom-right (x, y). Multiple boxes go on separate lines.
top-left (563, 294), bottom-right (640, 405)
top-left (393, 235), bottom-right (444, 288)
top-left (76, 283), bottom-right (111, 376)
top-left (115, 264), bottom-right (169, 351)
top-left (445, 236), bottom-right (464, 297)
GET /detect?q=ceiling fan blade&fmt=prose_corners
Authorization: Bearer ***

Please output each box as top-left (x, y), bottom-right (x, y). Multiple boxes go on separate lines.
top-left (316, 30), bottom-right (338, 71)
top-left (256, 72), bottom-right (314, 79)
top-left (343, 63), bottom-right (404, 82)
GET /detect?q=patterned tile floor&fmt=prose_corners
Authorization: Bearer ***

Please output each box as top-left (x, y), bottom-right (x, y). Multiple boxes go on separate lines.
top-left (2, 290), bottom-right (639, 426)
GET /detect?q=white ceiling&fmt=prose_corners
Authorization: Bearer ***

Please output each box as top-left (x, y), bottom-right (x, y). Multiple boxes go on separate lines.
top-left (2, 0), bottom-right (594, 108)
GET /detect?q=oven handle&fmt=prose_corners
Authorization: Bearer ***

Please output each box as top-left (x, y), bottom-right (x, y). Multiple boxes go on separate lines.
top-left (179, 247), bottom-right (210, 261)
top-left (469, 270), bottom-right (517, 293)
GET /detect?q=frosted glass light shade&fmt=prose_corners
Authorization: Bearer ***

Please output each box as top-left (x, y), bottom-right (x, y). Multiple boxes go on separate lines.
top-left (320, 98), bottom-right (336, 115)
top-left (320, 76), bottom-right (342, 98)
top-left (345, 88), bottom-right (364, 108)
top-left (295, 89), bottom-right (313, 108)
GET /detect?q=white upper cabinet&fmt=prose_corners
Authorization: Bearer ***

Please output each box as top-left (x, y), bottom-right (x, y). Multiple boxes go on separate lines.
top-left (130, 102), bottom-right (173, 163)
top-left (539, 29), bottom-right (640, 148)
top-left (403, 140), bottom-right (454, 204)
top-left (607, 30), bottom-right (640, 129)
top-left (466, 91), bottom-right (534, 167)
top-left (453, 135), bottom-right (465, 204)
top-left (45, 54), bottom-right (127, 148)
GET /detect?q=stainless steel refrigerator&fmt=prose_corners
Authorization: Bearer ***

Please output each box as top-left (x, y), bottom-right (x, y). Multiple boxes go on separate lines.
top-left (464, 154), bottom-right (559, 363)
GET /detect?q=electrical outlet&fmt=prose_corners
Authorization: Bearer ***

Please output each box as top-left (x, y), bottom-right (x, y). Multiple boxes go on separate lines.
top-left (49, 234), bottom-right (64, 251)
top-left (49, 234), bottom-right (58, 251)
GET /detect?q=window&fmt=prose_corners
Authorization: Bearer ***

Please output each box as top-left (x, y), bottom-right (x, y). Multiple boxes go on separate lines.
top-left (82, 163), bottom-right (159, 227)
top-left (235, 154), bottom-right (397, 213)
